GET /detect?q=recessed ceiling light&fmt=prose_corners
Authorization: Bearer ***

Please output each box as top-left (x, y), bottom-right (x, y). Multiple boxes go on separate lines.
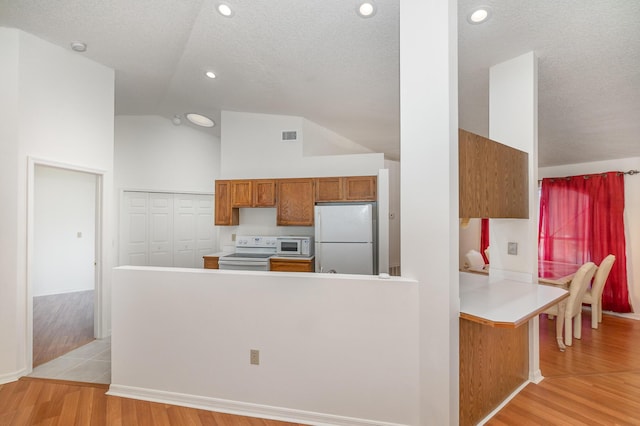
top-left (205, 71), bottom-right (216, 79)
top-left (70, 41), bottom-right (87, 52)
top-left (217, 3), bottom-right (233, 17)
top-left (467, 7), bottom-right (491, 24)
top-left (186, 113), bottom-right (215, 128)
top-left (357, 1), bottom-right (376, 18)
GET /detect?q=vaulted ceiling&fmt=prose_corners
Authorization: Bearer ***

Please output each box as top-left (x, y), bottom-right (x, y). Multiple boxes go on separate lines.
top-left (2, 0), bottom-right (639, 166)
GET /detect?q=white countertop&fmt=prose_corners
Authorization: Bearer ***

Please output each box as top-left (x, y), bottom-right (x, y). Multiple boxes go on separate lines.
top-left (202, 251), bottom-right (232, 257)
top-left (459, 271), bottom-right (568, 328)
top-left (269, 255), bottom-right (315, 261)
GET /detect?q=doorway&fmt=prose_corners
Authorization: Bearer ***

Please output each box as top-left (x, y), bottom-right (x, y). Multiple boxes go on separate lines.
top-left (30, 164), bottom-right (102, 372)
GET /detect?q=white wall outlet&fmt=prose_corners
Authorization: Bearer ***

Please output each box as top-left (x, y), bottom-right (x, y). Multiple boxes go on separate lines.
top-left (231, 233), bottom-right (236, 242)
top-left (507, 242), bottom-right (518, 255)
top-left (250, 349), bottom-right (259, 365)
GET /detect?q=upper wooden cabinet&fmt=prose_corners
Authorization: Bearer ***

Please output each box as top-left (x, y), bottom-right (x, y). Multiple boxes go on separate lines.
top-left (231, 179), bottom-right (276, 207)
top-left (315, 176), bottom-right (377, 202)
top-left (215, 180), bottom-right (239, 226)
top-left (231, 180), bottom-right (253, 207)
top-left (459, 129), bottom-right (529, 219)
top-left (253, 179), bottom-right (277, 207)
top-left (277, 178), bottom-right (315, 226)
top-left (344, 176), bottom-right (376, 201)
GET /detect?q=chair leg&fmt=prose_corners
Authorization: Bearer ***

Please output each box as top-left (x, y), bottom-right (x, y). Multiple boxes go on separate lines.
top-left (574, 312), bottom-right (582, 340)
top-left (598, 300), bottom-right (603, 323)
top-left (565, 316), bottom-right (573, 346)
top-left (592, 301), bottom-right (599, 329)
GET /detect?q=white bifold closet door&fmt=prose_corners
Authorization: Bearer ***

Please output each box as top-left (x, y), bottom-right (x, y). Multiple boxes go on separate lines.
top-left (120, 192), bottom-right (215, 268)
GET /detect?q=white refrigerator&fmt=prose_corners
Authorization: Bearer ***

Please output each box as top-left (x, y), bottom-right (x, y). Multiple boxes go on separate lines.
top-left (314, 203), bottom-right (377, 274)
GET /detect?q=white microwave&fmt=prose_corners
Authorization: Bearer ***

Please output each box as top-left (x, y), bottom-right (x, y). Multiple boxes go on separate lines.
top-left (276, 236), bottom-right (314, 257)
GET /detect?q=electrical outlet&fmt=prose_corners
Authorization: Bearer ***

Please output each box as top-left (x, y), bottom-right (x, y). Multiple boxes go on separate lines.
top-left (508, 242), bottom-right (518, 255)
top-left (232, 233), bottom-right (236, 242)
top-left (250, 349), bottom-right (259, 365)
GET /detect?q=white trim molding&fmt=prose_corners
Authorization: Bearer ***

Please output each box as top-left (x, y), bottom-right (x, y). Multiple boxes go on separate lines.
top-left (107, 385), bottom-right (409, 426)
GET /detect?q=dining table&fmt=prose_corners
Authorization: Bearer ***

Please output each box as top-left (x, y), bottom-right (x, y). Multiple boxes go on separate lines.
top-left (465, 259), bottom-right (582, 350)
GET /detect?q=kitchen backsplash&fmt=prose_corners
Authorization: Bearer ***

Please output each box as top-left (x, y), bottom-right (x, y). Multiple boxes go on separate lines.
top-left (217, 208), bottom-right (313, 252)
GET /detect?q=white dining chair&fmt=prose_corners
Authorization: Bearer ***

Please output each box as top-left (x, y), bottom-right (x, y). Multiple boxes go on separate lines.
top-left (464, 249), bottom-right (485, 269)
top-left (582, 254), bottom-right (616, 329)
top-left (543, 261), bottom-right (597, 347)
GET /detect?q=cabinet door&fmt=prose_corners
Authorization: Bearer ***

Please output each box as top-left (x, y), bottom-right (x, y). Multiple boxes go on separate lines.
top-left (215, 180), bottom-right (239, 226)
top-left (253, 179), bottom-right (276, 207)
top-left (270, 258), bottom-right (314, 272)
top-left (315, 177), bottom-right (343, 202)
top-left (203, 256), bottom-right (219, 269)
top-left (344, 176), bottom-right (377, 201)
top-left (231, 180), bottom-right (253, 207)
top-left (277, 178), bottom-right (315, 226)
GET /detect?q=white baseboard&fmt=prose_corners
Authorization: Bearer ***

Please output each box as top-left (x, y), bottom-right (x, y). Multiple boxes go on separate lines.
top-left (107, 384), bottom-right (408, 426)
top-left (0, 369), bottom-right (27, 385)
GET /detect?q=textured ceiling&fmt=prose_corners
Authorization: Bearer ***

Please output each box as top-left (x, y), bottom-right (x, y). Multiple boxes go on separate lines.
top-left (1, 0), bottom-right (639, 166)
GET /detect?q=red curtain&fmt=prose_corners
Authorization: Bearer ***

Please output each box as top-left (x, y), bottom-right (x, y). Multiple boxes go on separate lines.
top-left (480, 218), bottom-right (490, 263)
top-left (538, 172), bottom-right (631, 312)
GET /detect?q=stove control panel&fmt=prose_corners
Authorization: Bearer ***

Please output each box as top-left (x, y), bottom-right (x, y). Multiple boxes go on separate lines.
top-left (236, 235), bottom-right (277, 248)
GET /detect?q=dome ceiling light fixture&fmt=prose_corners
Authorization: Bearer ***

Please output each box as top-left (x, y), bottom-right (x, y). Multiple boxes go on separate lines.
top-left (217, 3), bottom-right (234, 17)
top-left (70, 41), bottom-right (87, 52)
top-left (357, 1), bottom-right (377, 18)
top-left (205, 70), bottom-right (217, 79)
top-left (467, 6), bottom-right (491, 24)
top-left (186, 113), bottom-right (215, 128)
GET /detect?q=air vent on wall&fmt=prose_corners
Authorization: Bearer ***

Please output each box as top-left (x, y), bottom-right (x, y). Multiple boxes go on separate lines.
top-left (281, 130), bottom-right (298, 142)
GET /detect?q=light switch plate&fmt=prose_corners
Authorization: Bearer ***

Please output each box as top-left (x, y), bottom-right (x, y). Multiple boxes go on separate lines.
top-left (508, 242), bottom-right (518, 255)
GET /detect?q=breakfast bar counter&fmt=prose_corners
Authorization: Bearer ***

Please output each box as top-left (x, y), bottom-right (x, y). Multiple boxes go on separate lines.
top-left (458, 272), bottom-right (568, 426)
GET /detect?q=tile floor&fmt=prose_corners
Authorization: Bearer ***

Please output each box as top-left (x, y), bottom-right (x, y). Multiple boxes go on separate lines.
top-left (29, 337), bottom-right (111, 384)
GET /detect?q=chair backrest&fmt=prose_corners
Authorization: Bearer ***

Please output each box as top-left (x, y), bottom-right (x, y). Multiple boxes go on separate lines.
top-left (592, 254), bottom-right (616, 299)
top-left (484, 246), bottom-right (490, 262)
top-left (465, 249), bottom-right (485, 268)
top-left (565, 262), bottom-right (597, 317)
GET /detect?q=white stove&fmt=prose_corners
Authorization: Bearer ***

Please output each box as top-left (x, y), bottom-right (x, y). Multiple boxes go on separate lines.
top-left (218, 236), bottom-right (277, 271)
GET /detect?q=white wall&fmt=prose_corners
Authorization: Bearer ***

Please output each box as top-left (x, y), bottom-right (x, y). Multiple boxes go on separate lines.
top-left (220, 111), bottom-right (384, 179)
top-left (385, 160), bottom-right (401, 271)
top-left (302, 119), bottom-right (374, 156)
top-left (539, 157), bottom-right (640, 314)
top-left (111, 267), bottom-right (419, 426)
top-left (488, 52), bottom-right (538, 284)
top-left (400, 0), bottom-right (459, 423)
top-left (0, 28), bottom-right (114, 382)
top-left (34, 166), bottom-right (96, 296)
top-left (115, 115), bottom-right (221, 193)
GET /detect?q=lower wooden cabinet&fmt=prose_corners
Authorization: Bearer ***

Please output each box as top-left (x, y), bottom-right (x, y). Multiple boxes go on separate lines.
top-left (270, 257), bottom-right (315, 272)
top-left (203, 256), bottom-right (220, 269)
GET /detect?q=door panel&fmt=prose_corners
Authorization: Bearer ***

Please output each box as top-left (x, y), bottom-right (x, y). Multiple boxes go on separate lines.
top-left (120, 192), bottom-right (149, 266)
top-left (149, 193), bottom-right (173, 266)
top-left (173, 194), bottom-right (197, 267)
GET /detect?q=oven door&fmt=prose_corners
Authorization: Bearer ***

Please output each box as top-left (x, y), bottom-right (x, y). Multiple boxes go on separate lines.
top-left (218, 258), bottom-right (270, 271)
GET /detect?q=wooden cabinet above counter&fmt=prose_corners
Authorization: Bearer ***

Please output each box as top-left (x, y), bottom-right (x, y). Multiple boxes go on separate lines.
top-left (215, 175), bottom-right (377, 226)
top-left (459, 129), bottom-right (529, 219)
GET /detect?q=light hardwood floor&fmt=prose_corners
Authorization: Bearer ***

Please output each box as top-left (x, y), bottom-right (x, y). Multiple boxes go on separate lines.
top-left (488, 311), bottom-right (640, 425)
top-left (0, 378), bottom-right (303, 425)
top-left (33, 290), bottom-right (95, 367)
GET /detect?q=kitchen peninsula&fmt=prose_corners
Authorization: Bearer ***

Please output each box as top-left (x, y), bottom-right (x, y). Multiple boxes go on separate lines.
top-left (458, 272), bottom-right (568, 425)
